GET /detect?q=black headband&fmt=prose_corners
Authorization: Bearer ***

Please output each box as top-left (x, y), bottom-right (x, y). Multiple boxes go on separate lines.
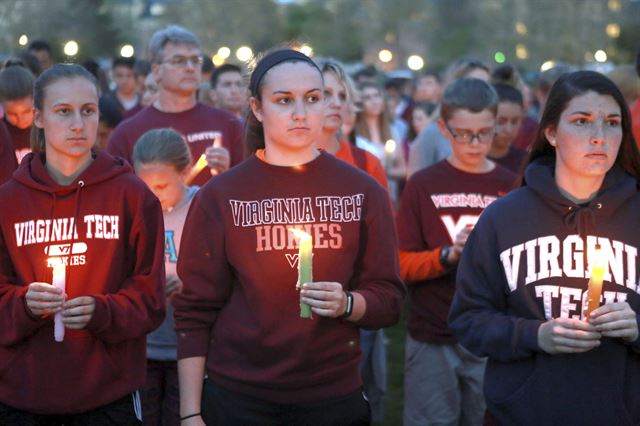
top-left (249, 49), bottom-right (320, 96)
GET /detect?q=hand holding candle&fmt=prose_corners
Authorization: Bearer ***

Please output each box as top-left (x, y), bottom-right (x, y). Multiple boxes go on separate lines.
top-left (585, 244), bottom-right (605, 321)
top-left (289, 228), bottom-right (313, 319)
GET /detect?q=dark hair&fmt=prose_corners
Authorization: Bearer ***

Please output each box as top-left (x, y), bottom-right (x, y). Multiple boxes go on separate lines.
top-left (112, 57), bottom-right (136, 70)
top-left (443, 57), bottom-right (490, 85)
top-left (28, 40), bottom-right (52, 54)
top-left (440, 78), bottom-right (498, 121)
top-left (133, 128), bottom-right (192, 173)
top-left (536, 65), bottom-right (574, 96)
top-left (493, 83), bottom-right (523, 107)
top-left (0, 65), bottom-right (34, 101)
top-left (416, 71), bottom-right (440, 84)
top-left (201, 55), bottom-right (214, 74)
top-left (134, 59), bottom-right (151, 77)
top-left (31, 64), bottom-right (98, 153)
top-left (16, 52), bottom-right (42, 76)
top-left (527, 70), bottom-right (640, 178)
top-left (99, 96), bottom-right (123, 128)
top-left (245, 48), bottom-right (322, 154)
top-left (210, 63), bottom-right (242, 87)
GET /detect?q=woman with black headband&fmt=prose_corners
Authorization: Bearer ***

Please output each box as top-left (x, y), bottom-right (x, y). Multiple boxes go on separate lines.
top-left (173, 49), bottom-right (405, 425)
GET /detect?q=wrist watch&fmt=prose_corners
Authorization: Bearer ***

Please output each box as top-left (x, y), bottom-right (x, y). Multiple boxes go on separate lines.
top-left (339, 291), bottom-right (354, 319)
top-left (440, 246), bottom-right (455, 269)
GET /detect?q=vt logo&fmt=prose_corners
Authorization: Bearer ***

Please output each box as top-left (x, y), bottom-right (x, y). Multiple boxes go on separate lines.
top-left (285, 253), bottom-right (315, 268)
top-left (285, 254), bottom-right (299, 268)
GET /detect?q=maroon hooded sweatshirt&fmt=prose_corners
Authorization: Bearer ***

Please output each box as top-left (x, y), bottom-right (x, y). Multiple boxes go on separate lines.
top-left (0, 120), bottom-right (17, 185)
top-left (0, 150), bottom-right (165, 414)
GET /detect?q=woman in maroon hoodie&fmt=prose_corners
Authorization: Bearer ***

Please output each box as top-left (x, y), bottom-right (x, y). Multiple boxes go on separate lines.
top-left (174, 49), bottom-right (405, 425)
top-left (0, 64), bottom-right (165, 424)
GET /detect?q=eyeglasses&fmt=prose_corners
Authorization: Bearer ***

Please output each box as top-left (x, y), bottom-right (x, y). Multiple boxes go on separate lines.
top-left (444, 122), bottom-right (495, 144)
top-left (161, 55), bottom-right (204, 68)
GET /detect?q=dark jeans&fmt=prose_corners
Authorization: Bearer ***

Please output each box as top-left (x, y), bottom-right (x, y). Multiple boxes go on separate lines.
top-left (201, 379), bottom-right (371, 426)
top-left (0, 393), bottom-right (142, 425)
top-left (141, 359), bottom-right (180, 426)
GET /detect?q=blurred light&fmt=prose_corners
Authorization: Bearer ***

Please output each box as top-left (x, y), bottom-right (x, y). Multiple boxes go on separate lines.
top-left (385, 139), bottom-right (396, 154)
top-left (236, 46), bottom-right (253, 62)
top-left (608, 0), bottom-right (621, 11)
top-left (63, 40), bottom-right (79, 56)
top-left (407, 55), bottom-right (424, 71)
top-left (594, 50), bottom-right (608, 63)
top-left (515, 22), bottom-right (528, 35)
top-left (515, 44), bottom-right (528, 60)
top-left (212, 54), bottom-right (225, 67)
top-left (494, 51), bottom-right (506, 64)
top-left (540, 60), bottom-right (555, 72)
top-left (150, 3), bottom-right (166, 15)
top-left (18, 34), bottom-right (28, 46)
top-left (217, 46), bottom-right (231, 59)
top-left (120, 44), bottom-right (134, 58)
top-left (299, 44), bottom-right (313, 57)
top-left (378, 49), bottom-right (393, 63)
top-left (606, 23), bottom-right (620, 38)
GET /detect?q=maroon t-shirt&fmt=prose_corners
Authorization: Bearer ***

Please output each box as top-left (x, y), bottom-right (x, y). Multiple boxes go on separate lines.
top-left (490, 146), bottom-right (528, 175)
top-left (396, 159), bottom-right (515, 344)
top-left (106, 103), bottom-right (244, 186)
top-left (0, 120), bottom-right (17, 185)
top-left (4, 118), bottom-right (31, 164)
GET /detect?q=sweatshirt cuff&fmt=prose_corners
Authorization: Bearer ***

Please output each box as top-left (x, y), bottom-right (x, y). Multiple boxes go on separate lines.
top-left (176, 328), bottom-right (211, 360)
top-left (85, 295), bottom-right (108, 334)
top-left (520, 319), bottom-right (543, 354)
top-left (353, 287), bottom-right (402, 329)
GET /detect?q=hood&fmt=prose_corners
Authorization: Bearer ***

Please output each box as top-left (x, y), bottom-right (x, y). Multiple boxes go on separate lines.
top-left (13, 150), bottom-right (131, 194)
top-left (524, 155), bottom-right (638, 238)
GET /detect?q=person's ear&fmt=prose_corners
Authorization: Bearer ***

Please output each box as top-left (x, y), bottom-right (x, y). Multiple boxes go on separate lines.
top-left (544, 127), bottom-right (557, 147)
top-left (33, 108), bottom-right (43, 129)
top-left (249, 97), bottom-right (263, 122)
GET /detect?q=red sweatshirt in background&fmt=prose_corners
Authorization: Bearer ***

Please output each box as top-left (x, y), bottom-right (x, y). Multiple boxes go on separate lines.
top-left (0, 151), bottom-right (166, 414)
top-left (106, 102), bottom-right (244, 186)
top-left (174, 151), bottom-right (405, 404)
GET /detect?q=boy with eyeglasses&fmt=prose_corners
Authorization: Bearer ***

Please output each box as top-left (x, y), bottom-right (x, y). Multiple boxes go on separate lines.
top-left (107, 25), bottom-right (244, 186)
top-left (397, 78), bottom-right (515, 426)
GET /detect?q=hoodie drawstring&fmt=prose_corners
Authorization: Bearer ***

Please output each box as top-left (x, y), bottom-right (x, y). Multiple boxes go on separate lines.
top-left (563, 205), bottom-right (598, 240)
top-left (65, 180), bottom-right (85, 288)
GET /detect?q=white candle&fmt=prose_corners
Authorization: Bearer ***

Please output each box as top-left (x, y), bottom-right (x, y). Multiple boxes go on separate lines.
top-left (52, 262), bottom-right (66, 342)
top-left (384, 139), bottom-right (396, 172)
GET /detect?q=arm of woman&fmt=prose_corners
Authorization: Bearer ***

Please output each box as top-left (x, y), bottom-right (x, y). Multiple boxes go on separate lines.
top-left (448, 207), bottom-right (544, 362)
top-left (84, 194), bottom-right (166, 343)
top-left (178, 356), bottom-right (206, 426)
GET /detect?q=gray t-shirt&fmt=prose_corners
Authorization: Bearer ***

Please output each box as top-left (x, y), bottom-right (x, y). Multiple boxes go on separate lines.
top-left (408, 121), bottom-right (452, 177)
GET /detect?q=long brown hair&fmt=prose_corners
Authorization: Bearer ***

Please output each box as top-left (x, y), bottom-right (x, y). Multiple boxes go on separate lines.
top-left (353, 81), bottom-right (392, 143)
top-left (526, 70), bottom-right (640, 181)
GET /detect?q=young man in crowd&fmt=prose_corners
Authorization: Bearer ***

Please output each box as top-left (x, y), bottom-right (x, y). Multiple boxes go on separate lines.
top-left (397, 78), bottom-right (515, 426)
top-left (209, 63), bottom-right (247, 119)
top-left (103, 57), bottom-right (142, 118)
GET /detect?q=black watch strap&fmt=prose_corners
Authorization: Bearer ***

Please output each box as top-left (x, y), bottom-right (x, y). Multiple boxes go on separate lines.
top-left (340, 291), bottom-right (354, 319)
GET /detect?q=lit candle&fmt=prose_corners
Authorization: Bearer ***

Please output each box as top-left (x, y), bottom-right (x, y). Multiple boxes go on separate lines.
top-left (384, 139), bottom-right (396, 172)
top-left (585, 244), bottom-right (605, 321)
top-left (289, 228), bottom-right (313, 319)
top-left (50, 260), bottom-right (66, 342)
top-left (186, 153), bottom-right (209, 184)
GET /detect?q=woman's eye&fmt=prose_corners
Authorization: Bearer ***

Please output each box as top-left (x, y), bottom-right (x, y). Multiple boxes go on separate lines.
top-left (82, 107), bottom-right (96, 115)
top-left (276, 98), bottom-right (290, 105)
top-left (306, 95), bottom-right (319, 103)
top-left (57, 108), bottom-right (70, 115)
top-left (606, 119), bottom-right (621, 127)
top-left (338, 93), bottom-right (347, 102)
top-left (573, 118), bottom-right (588, 125)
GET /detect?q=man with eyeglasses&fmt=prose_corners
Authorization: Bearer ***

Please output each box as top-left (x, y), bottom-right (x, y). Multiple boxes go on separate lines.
top-left (107, 25), bottom-right (244, 186)
top-left (396, 78), bottom-right (515, 426)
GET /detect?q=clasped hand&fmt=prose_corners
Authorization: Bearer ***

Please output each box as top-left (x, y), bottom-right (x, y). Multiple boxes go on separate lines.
top-left (538, 302), bottom-right (638, 354)
top-left (25, 282), bottom-right (96, 329)
top-left (300, 282), bottom-right (347, 318)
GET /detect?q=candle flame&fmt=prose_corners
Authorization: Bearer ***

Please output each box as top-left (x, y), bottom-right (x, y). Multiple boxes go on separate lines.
top-left (590, 245), bottom-right (605, 269)
top-left (385, 139), bottom-right (396, 154)
top-left (194, 154), bottom-right (208, 171)
top-left (288, 228), bottom-right (311, 241)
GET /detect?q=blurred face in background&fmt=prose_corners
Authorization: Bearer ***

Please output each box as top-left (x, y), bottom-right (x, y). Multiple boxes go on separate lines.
top-left (141, 73), bottom-right (159, 107)
top-left (3, 96), bottom-right (34, 129)
top-left (112, 65), bottom-right (137, 97)
top-left (493, 101), bottom-right (524, 151)
top-left (361, 86), bottom-right (384, 117)
top-left (322, 70), bottom-right (346, 132)
top-left (412, 107), bottom-right (431, 136)
top-left (414, 75), bottom-right (441, 103)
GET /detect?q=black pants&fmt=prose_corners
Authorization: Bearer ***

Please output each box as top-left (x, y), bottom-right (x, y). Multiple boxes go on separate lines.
top-left (0, 393), bottom-right (142, 425)
top-left (201, 379), bottom-right (371, 426)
